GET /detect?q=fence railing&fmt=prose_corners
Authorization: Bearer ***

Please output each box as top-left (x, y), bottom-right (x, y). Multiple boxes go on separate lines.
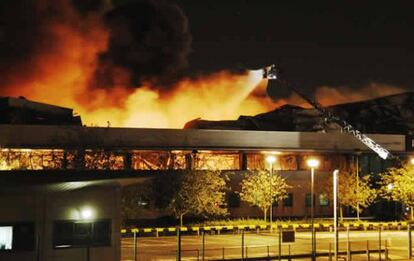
top-left (122, 226), bottom-right (414, 261)
top-left (121, 222), bottom-right (409, 237)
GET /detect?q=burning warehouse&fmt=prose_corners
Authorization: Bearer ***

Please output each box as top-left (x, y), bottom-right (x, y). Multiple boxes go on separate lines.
top-left (1, 1), bottom-right (414, 260)
top-left (0, 93), bottom-right (413, 261)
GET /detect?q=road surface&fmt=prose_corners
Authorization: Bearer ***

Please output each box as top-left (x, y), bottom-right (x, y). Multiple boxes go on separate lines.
top-left (121, 230), bottom-right (412, 261)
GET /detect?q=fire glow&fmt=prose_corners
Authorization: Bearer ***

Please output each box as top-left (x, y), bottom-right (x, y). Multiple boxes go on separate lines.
top-left (0, 1), bottom-right (406, 129)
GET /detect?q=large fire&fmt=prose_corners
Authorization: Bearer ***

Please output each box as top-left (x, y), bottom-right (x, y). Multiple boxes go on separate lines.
top-left (0, 1), bottom-right (406, 128)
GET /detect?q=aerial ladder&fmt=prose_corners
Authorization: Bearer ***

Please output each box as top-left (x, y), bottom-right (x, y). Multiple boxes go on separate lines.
top-left (263, 64), bottom-right (395, 160)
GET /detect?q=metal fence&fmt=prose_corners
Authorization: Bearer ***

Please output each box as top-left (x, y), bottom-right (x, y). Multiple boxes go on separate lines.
top-left (121, 225), bottom-right (414, 261)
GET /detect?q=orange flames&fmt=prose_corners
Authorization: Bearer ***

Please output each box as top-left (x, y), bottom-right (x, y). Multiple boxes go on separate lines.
top-left (1, 15), bottom-right (275, 128)
top-left (0, 2), bottom-right (407, 128)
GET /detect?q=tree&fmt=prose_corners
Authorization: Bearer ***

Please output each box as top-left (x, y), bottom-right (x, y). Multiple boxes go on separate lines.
top-left (121, 182), bottom-right (152, 224)
top-left (239, 170), bottom-right (290, 221)
top-left (379, 164), bottom-right (414, 220)
top-left (324, 171), bottom-right (377, 221)
top-left (165, 170), bottom-right (228, 226)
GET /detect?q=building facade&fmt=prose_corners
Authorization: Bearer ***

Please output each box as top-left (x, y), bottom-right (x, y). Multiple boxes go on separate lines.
top-left (0, 124), bottom-right (410, 260)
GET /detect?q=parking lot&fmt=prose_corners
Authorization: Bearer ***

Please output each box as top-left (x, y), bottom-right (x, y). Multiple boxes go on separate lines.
top-left (121, 229), bottom-right (412, 260)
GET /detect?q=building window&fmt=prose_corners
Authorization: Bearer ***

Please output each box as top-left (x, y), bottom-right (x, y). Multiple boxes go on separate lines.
top-left (283, 193), bottom-right (293, 207)
top-left (53, 220), bottom-right (111, 249)
top-left (319, 194), bottom-right (329, 206)
top-left (227, 192), bottom-right (241, 208)
top-left (0, 223), bottom-right (35, 251)
top-left (305, 193), bottom-right (316, 207)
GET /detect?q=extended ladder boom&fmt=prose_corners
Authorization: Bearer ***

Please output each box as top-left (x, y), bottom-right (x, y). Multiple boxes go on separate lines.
top-left (264, 65), bottom-right (393, 160)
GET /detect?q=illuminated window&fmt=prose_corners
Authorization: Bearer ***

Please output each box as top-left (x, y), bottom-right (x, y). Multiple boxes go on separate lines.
top-left (194, 153), bottom-right (239, 170)
top-left (319, 194), bottom-right (329, 206)
top-left (0, 223), bottom-right (35, 251)
top-left (0, 227), bottom-right (12, 250)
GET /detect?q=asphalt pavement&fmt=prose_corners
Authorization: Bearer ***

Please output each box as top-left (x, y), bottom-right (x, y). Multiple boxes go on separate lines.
top-left (121, 230), bottom-right (413, 261)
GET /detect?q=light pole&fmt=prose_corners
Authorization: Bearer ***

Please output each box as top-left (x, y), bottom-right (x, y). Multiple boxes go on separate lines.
top-left (333, 169), bottom-right (339, 261)
top-left (307, 158), bottom-right (320, 261)
top-left (355, 152), bottom-right (360, 220)
top-left (80, 207), bottom-right (94, 261)
top-left (387, 183), bottom-right (395, 219)
top-left (266, 155), bottom-right (276, 233)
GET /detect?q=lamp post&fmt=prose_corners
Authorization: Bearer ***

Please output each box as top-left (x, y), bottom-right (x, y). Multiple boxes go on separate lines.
top-left (387, 183), bottom-right (395, 219)
top-left (80, 207), bottom-right (94, 261)
top-left (355, 153), bottom-right (360, 220)
top-left (333, 169), bottom-right (339, 261)
top-left (307, 158), bottom-right (320, 261)
top-left (266, 155), bottom-right (277, 233)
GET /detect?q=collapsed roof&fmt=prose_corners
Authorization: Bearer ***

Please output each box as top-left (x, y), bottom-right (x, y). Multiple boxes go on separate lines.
top-left (185, 92), bottom-right (414, 135)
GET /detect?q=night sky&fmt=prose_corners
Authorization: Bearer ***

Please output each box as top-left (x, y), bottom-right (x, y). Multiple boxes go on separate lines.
top-left (1, 0), bottom-right (413, 98)
top-left (176, 1), bottom-right (414, 96)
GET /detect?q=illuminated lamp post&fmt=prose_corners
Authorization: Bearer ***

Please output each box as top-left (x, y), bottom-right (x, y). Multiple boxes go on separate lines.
top-left (387, 183), bottom-right (396, 219)
top-left (333, 169), bottom-right (339, 261)
top-left (266, 155), bottom-right (277, 233)
top-left (307, 158), bottom-right (320, 261)
top-left (80, 207), bottom-right (95, 261)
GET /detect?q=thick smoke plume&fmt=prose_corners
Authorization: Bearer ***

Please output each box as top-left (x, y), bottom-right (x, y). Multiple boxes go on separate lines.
top-left (93, 0), bottom-right (192, 90)
top-left (0, 0), bottom-right (409, 128)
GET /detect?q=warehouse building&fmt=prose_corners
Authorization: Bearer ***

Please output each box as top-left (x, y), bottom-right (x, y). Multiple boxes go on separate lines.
top-left (0, 96), bottom-right (412, 260)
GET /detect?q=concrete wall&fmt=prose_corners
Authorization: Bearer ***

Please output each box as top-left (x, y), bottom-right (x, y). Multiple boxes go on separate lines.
top-left (0, 185), bottom-right (121, 261)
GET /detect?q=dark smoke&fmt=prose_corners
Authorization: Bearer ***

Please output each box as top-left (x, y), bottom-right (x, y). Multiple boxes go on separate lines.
top-left (91, 0), bottom-right (192, 90)
top-left (0, 0), bottom-right (42, 87)
top-left (0, 0), bottom-right (191, 94)
top-left (0, 0), bottom-right (107, 92)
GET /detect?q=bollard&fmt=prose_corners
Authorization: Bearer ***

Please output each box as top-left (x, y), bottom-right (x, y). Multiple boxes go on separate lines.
top-left (196, 249), bottom-right (200, 261)
top-left (133, 231), bottom-right (137, 261)
top-left (246, 246), bottom-right (248, 258)
top-left (222, 247), bottom-right (225, 261)
top-left (366, 240), bottom-right (370, 261)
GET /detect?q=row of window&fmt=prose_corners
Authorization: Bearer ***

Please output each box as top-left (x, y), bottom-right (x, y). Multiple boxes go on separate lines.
top-left (54, 220), bottom-right (111, 248)
top-left (228, 193), bottom-right (329, 208)
top-left (0, 220), bottom-right (111, 252)
top-left (0, 148), bottom-right (398, 174)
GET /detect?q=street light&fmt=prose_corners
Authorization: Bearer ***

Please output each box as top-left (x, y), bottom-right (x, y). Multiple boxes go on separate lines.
top-left (410, 157), bottom-right (414, 166)
top-left (307, 158), bottom-right (320, 261)
top-left (79, 206), bottom-right (95, 261)
top-left (333, 169), bottom-right (339, 261)
top-left (81, 207), bottom-right (94, 220)
top-left (266, 155), bottom-right (277, 233)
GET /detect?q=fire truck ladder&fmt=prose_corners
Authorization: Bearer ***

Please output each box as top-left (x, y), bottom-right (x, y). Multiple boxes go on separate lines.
top-left (263, 64), bottom-right (394, 160)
